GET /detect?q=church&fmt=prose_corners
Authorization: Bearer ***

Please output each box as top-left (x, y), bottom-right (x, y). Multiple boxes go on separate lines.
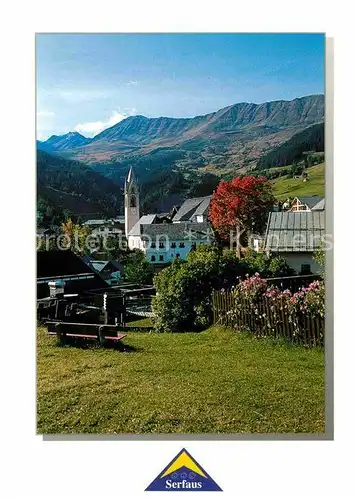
top-left (124, 167), bottom-right (214, 264)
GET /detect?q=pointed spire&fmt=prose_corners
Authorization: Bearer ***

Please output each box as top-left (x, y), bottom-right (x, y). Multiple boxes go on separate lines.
top-left (127, 167), bottom-right (136, 185)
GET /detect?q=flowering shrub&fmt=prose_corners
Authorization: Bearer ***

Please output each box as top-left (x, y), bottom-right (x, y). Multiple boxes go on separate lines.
top-left (236, 273), bottom-right (268, 302)
top-left (290, 280), bottom-right (325, 317)
top-left (233, 274), bottom-right (324, 317)
top-left (225, 276), bottom-right (325, 345)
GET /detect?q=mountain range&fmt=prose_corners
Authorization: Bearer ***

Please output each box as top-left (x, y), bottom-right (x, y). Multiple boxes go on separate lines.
top-left (37, 94), bottom-right (324, 218)
top-left (38, 94), bottom-right (324, 172)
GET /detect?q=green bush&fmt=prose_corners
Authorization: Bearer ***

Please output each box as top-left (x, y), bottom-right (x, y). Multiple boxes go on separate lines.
top-left (242, 249), bottom-right (294, 278)
top-left (152, 247), bottom-right (295, 333)
top-left (123, 249), bottom-right (154, 285)
top-left (153, 246), bottom-right (250, 332)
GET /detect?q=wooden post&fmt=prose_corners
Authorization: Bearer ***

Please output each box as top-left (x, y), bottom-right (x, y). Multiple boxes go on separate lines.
top-left (314, 316), bottom-right (320, 347)
top-left (55, 323), bottom-right (66, 346)
top-left (103, 293), bottom-right (108, 325)
top-left (98, 326), bottom-right (105, 347)
top-left (55, 299), bottom-right (59, 319)
top-left (121, 296), bottom-right (126, 327)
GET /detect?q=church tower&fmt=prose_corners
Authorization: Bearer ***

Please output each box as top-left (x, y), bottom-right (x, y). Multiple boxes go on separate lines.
top-left (124, 167), bottom-right (140, 237)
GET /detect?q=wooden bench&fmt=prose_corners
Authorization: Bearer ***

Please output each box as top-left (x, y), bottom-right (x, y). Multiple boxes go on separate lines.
top-left (46, 321), bottom-right (127, 346)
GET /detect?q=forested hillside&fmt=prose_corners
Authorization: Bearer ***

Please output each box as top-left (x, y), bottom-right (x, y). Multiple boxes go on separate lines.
top-left (257, 123), bottom-right (324, 170)
top-left (37, 150), bottom-right (122, 221)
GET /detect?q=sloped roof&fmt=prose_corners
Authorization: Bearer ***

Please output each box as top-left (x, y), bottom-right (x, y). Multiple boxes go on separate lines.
top-left (192, 196), bottom-right (211, 217)
top-left (156, 212), bottom-right (170, 218)
top-left (84, 217), bottom-right (125, 226)
top-left (81, 255), bottom-right (94, 265)
top-left (311, 198), bottom-right (325, 211)
top-left (112, 216), bottom-right (125, 224)
top-left (81, 257), bottom-right (124, 274)
top-left (38, 250), bottom-right (95, 278)
top-left (264, 211), bottom-right (325, 252)
top-left (84, 219), bottom-right (110, 226)
top-left (172, 196), bottom-right (211, 222)
top-left (140, 222), bottom-right (213, 242)
top-left (90, 260), bottom-right (110, 273)
top-left (37, 250), bottom-right (108, 298)
top-left (109, 260), bottom-right (124, 271)
top-left (128, 214), bottom-right (157, 236)
top-left (292, 196), bottom-right (324, 209)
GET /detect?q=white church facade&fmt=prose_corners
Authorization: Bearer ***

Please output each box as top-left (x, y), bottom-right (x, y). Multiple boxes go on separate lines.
top-left (124, 167), bottom-right (214, 264)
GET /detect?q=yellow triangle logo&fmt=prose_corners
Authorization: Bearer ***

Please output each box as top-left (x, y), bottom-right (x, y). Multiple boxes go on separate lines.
top-left (161, 450), bottom-right (207, 478)
top-left (145, 448), bottom-right (222, 491)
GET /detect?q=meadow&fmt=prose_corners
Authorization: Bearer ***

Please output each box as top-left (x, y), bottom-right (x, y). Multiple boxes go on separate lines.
top-left (272, 163), bottom-right (325, 200)
top-left (37, 325), bottom-right (324, 435)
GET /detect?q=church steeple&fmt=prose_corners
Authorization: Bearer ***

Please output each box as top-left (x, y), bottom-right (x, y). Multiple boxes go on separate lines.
top-left (126, 166), bottom-right (136, 185)
top-left (124, 167), bottom-right (140, 237)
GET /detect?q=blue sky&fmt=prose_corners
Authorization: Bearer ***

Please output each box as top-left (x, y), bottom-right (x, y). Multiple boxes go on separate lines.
top-left (36, 33), bottom-right (325, 140)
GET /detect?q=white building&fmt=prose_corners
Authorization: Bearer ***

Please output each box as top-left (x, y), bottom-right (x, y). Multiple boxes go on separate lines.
top-left (264, 210), bottom-right (325, 275)
top-left (288, 196), bottom-right (324, 212)
top-left (172, 196), bottom-right (211, 224)
top-left (125, 169), bottom-right (214, 263)
top-left (83, 217), bottom-right (125, 238)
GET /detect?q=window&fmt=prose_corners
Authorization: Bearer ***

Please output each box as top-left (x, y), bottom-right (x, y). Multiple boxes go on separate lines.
top-left (179, 242), bottom-right (185, 248)
top-left (159, 242), bottom-right (164, 249)
top-left (176, 253), bottom-right (180, 259)
top-left (130, 195), bottom-right (137, 208)
top-left (171, 242), bottom-right (176, 248)
top-left (300, 264), bottom-right (311, 275)
top-left (151, 242), bottom-right (156, 248)
top-left (159, 255), bottom-right (164, 262)
top-left (191, 243), bottom-right (196, 251)
top-left (151, 255), bottom-right (156, 262)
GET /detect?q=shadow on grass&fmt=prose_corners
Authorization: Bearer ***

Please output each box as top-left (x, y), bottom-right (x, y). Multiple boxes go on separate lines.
top-left (55, 338), bottom-right (143, 353)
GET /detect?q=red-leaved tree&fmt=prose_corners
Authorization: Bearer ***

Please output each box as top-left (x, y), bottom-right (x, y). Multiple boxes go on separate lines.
top-left (209, 176), bottom-right (275, 255)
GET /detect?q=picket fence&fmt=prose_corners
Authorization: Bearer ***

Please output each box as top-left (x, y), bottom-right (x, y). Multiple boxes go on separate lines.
top-left (212, 290), bottom-right (324, 348)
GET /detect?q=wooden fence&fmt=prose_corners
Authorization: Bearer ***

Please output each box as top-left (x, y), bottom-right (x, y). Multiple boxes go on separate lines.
top-left (212, 290), bottom-right (324, 348)
top-left (265, 274), bottom-right (320, 293)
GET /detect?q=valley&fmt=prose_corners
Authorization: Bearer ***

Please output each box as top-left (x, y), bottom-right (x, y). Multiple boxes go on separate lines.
top-left (37, 94), bottom-right (325, 219)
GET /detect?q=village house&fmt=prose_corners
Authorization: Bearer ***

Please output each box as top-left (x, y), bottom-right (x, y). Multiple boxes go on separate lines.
top-left (172, 196), bottom-right (211, 224)
top-left (83, 217), bottom-right (125, 238)
top-left (81, 256), bottom-right (124, 285)
top-left (37, 249), bottom-right (108, 299)
top-left (125, 168), bottom-right (214, 263)
top-left (285, 196), bottom-right (324, 212)
top-left (264, 210), bottom-right (325, 275)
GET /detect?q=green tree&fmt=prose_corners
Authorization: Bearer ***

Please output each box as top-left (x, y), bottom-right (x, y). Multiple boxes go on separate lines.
top-left (313, 245), bottom-right (325, 278)
top-left (153, 246), bottom-right (249, 332)
top-left (242, 249), bottom-right (294, 278)
top-left (123, 249), bottom-right (154, 285)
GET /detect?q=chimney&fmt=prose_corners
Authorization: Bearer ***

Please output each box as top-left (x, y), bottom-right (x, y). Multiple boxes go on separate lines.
top-left (48, 280), bottom-right (65, 298)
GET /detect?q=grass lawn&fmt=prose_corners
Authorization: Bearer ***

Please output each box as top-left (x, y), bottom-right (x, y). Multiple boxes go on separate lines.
top-left (37, 326), bottom-right (324, 435)
top-left (272, 163), bottom-right (325, 200)
top-left (126, 317), bottom-right (154, 328)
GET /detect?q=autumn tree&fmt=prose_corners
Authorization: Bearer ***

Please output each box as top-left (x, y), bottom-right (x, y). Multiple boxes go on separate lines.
top-left (60, 218), bottom-right (91, 255)
top-left (209, 176), bottom-right (275, 257)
